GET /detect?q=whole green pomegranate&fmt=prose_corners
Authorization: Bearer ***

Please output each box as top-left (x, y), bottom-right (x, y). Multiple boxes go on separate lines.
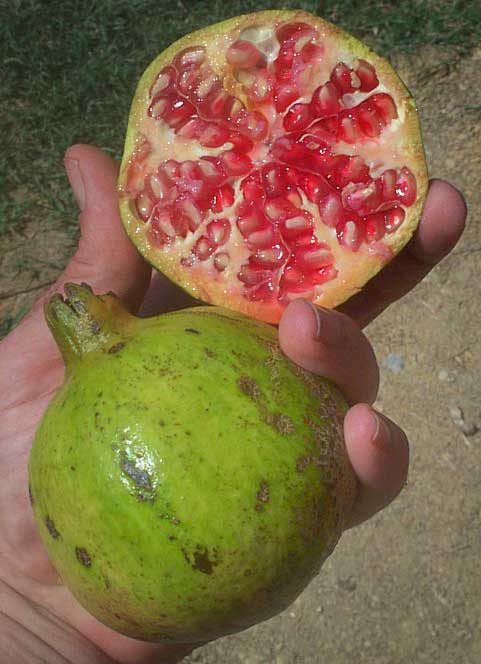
top-left (29, 283), bottom-right (356, 643)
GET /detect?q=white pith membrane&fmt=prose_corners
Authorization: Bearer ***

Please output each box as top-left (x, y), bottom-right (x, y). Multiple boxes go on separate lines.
top-left (121, 20), bottom-right (419, 316)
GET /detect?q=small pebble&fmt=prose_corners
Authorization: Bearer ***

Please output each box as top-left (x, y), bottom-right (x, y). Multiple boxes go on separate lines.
top-left (449, 406), bottom-right (463, 422)
top-left (438, 368), bottom-right (450, 381)
top-left (382, 353), bottom-right (405, 374)
top-left (462, 422), bottom-right (479, 437)
top-left (449, 405), bottom-right (479, 437)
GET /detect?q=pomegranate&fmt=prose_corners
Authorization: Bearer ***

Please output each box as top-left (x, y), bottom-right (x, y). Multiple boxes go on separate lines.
top-left (29, 283), bottom-right (356, 642)
top-left (118, 10), bottom-right (427, 323)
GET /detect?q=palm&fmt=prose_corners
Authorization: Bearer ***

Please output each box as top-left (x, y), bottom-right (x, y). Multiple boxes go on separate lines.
top-left (0, 145), bottom-right (465, 663)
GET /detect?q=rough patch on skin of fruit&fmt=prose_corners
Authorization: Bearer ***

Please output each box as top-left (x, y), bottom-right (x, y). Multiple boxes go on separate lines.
top-left (119, 12), bottom-right (427, 322)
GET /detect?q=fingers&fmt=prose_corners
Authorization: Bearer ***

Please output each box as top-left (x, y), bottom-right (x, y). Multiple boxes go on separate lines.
top-left (339, 179), bottom-right (467, 327)
top-left (343, 404), bottom-right (409, 528)
top-left (278, 299), bottom-right (379, 405)
top-left (410, 179), bottom-right (468, 263)
top-left (279, 301), bottom-right (408, 529)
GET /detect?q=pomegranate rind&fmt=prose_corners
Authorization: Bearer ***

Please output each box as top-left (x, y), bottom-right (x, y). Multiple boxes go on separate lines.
top-left (119, 10), bottom-right (428, 323)
top-left (30, 287), bottom-right (357, 642)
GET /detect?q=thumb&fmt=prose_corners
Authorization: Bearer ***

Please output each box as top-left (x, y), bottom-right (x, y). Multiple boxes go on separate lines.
top-left (0, 145), bottom-right (151, 401)
top-left (59, 144), bottom-right (151, 310)
top-left (24, 144), bottom-right (151, 326)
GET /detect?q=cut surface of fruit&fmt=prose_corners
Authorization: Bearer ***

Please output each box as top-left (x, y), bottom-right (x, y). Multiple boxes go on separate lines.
top-left (119, 10), bottom-right (427, 323)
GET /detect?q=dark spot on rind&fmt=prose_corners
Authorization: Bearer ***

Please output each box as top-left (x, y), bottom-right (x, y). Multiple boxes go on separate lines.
top-left (238, 375), bottom-right (261, 400)
top-left (108, 341), bottom-right (126, 354)
top-left (266, 413), bottom-right (295, 436)
top-left (75, 547), bottom-right (91, 567)
top-left (204, 347), bottom-right (216, 359)
top-left (296, 455), bottom-right (311, 472)
top-left (69, 297), bottom-right (88, 314)
top-left (184, 328), bottom-right (200, 334)
top-left (120, 453), bottom-right (153, 493)
top-left (255, 480), bottom-right (270, 512)
top-left (159, 513), bottom-right (180, 525)
top-left (90, 320), bottom-right (101, 335)
top-left (45, 516), bottom-right (60, 538)
top-left (296, 453), bottom-right (332, 472)
top-left (183, 545), bottom-right (219, 575)
top-left (193, 548), bottom-right (217, 575)
top-left (28, 485), bottom-right (34, 505)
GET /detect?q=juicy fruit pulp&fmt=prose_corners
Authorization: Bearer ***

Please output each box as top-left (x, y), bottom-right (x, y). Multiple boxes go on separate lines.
top-left (29, 284), bottom-right (356, 643)
top-left (119, 10), bottom-right (427, 323)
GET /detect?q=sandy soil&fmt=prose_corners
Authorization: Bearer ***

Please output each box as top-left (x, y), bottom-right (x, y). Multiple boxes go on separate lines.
top-left (1, 46), bottom-right (480, 664)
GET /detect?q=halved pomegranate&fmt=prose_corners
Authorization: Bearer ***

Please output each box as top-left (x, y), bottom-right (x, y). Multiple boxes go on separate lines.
top-left (119, 10), bottom-right (427, 323)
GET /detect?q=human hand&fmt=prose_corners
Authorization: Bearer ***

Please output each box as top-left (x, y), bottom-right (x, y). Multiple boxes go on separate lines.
top-left (0, 145), bottom-right (466, 662)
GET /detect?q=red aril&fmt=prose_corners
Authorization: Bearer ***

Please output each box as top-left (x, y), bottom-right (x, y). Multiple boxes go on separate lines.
top-left (226, 40), bottom-right (266, 69)
top-left (206, 219), bottom-right (231, 246)
top-left (119, 10), bottom-right (427, 323)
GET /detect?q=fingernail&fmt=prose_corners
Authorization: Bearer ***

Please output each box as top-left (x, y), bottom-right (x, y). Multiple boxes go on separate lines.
top-left (371, 411), bottom-right (392, 452)
top-left (306, 301), bottom-right (343, 345)
top-left (65, 158), bottom-right (85, 211)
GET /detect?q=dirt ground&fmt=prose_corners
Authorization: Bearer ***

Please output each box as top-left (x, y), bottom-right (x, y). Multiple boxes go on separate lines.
top-left (1, 47), bottom-right (480, 663)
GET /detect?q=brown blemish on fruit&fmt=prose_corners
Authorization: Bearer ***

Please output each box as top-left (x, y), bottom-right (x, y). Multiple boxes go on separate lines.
top-left (296, 455), bottom-right (311, 472)
top-left (255, 480), bottom-right (270, 512)
top-left (120, 452), bottom-right (154, 496)
top-left (45, 516), bottom-right (60, 539)
top-left (28, 484), bottom-right (34, 505)
top-left (184, 328), bottom-right (200, 334)
top-left (75, 547), bottom-right (92, 567)
top-left (193, 547), bottom-right (217, 575)
top-left (204, 347), bottom-right (216, 359)
top-left (108, 341), bottom-right (126, 354)
top-left (159, 513), bottom-right (180, 525)
top-left (90, 320), bottom-right (101, 335)
top-left (238, 375), bottom-right (261, 400)
top-left (238, 375), bottom-right (296, 438)
top-left (266, 412), bottom-right (295, 435)
top-left (183, 545), bottom-right (219, 575)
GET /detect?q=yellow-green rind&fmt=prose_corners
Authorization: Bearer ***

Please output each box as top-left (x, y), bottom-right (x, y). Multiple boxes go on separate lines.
top-left (118, 10), bottom-right (428, 323)
top-left (29, 297), bottom-right (356, 643)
